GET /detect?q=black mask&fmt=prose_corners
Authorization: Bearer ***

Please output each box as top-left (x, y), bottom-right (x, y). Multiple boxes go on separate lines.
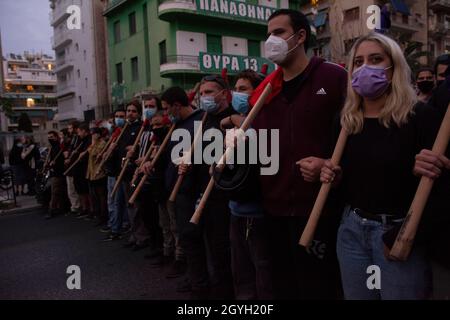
top-left (417, 81), bottom-right (434, 94)
top-left (48, 139), bottom-right (58, 145)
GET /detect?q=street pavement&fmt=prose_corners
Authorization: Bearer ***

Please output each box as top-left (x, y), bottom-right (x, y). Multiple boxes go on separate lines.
top-left (0, 208), bottom-right (189, 300)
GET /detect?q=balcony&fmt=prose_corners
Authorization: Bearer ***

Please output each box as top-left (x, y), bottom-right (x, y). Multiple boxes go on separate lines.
top-left (429, 0), bottom-right (450, 13)
top-left (389, 13), bottom-right (421, 34)
top-left (56, 83), bottom-right (76, 99)
top-left (160, 55), bottom-right (200, 77)
top-left (157, 0), bottom-right (277, 28)
top-left (103, 0), bottom-right (129, 15)
top-left (316, 24), bottom-right (331, 41)
top-left (430, 21), bottom-right (450, 39)
top-left (54, 57), bottom-right (74, 74)
top-left (51, 30), bottom-right (73, 50)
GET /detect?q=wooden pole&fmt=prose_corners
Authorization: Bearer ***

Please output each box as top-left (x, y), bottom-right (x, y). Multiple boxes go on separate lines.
top-left (389, 103), bottom-right (450, 260)
top-left (299, 128), bottom-right (348, 247)
top-left (128, 124), bottom-right (176, 205)
top-left (190, 83), bottom-right (272, 224)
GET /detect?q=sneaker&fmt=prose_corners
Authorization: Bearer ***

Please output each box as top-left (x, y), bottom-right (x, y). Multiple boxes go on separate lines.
top-left (122, 241), bottom-right (135, 249)
top-left (165, 260), bottom-right (187, 279)
top-left (149, 255), bottom-right (173, 267)
top-left (101, 233), bottom-right (122, 242)
top-left (99, 226), bottom-right (111, 233)
top-left (76, 212), bottom-right (88, 219)
top-left (144, 248), bottom-right (163, 260)
top-left (132, 242), bottom-right (150, 252)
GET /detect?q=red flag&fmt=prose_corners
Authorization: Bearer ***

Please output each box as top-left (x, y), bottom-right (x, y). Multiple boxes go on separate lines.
top-left (111, 127), bottom-right (122, 139)
top-left (249, 67), bottom-right (283, 107)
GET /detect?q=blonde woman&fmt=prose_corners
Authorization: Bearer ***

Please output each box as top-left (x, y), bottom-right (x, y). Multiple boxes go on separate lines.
top-left (321, 33), bottom-right (450, 300)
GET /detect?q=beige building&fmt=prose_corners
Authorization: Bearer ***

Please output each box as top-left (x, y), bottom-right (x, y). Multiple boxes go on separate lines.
top-left (428, 0), bottom-right (450, 58)
top-left (299, 0), bottom-right (431, 65)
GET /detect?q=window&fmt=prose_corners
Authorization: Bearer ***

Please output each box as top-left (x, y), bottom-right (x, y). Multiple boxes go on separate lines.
top-left (131, 57), bottom-right (139, 81)
top-left (344, 37), bottom-right (359, 54)
top-left (159, 40), bottom-right (167, 65)
top-left (114, 21), bottom-right (121, 43)
top-left (116, 63), bottom-right (123, 83)
top-left (129, 12), bottom-right (136, 35)
top-left (77, 69), bottom-right (80, 78)
top-left (85, 78), bottom-right (88, 88)
top-left (344, 7), bottom-right (359, 23)
top-left (75, 43), bottom-right (79, 51)
top-left (207, 34), bottom-right (222, 53)
top-left (248, 40), bottom-right (260, 56)
top-left (79, 96), bottom-right (82, 105)
top-left (83, 50), bottom-right (86, 61)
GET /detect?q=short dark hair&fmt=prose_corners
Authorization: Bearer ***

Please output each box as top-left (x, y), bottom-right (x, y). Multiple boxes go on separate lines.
top-left (201, 74), bottom-right (228, 90)
top-left (69, 120), bottom-right (80, 129)
top-left (114, 108), bottom-right (125, 116)
top-left (434, 54), bottom-right (450, 75)
top-left (48, 130), bottom-right (59, 137)
top-left (268, 9), bottom-right (311, 53)
top-left (415, 67), bottom-right (434, 80)
top-left (236, 69), bottom-right (264, 89)
top-left (142, 94), bottom-right (162, 111)
top-left (161, 86), bottom-right (189, 106)
top-left (126, 100), bottom-right (142, 114)
top-left (78, 123), bottom-right (90, 133)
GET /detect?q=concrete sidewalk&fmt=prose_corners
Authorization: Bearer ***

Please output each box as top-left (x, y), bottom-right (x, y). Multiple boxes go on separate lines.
top-left (0, 195), bottom-right (43, 215)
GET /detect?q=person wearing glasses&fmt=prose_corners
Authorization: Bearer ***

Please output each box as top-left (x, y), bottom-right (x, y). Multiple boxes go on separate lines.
top-left (178, 75), bottom-right (237, 299)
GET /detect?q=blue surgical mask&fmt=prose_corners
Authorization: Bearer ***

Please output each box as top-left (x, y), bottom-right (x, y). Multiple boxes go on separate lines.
top-left (231, 91), bottom-right (250, 114)
top-left (115, 118), bottom-right (125, 128)
top-left (144, 108), bottom-right (156, 119)
top-left (200, 96), bottom-right (220, 114)
top-left (169, 114), bottom-right (179, 124)
top-left (16, 143), bottom-right (23, 148)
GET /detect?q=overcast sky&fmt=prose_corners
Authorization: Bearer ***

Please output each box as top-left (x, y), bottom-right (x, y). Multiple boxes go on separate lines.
top-left (0, 0), bottom-right (53, 57)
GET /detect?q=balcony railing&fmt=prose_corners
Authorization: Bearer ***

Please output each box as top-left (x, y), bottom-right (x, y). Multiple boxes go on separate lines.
top-left (390, 13), bottom-right (421, 33)
top-left (160, 55), bottom-right (199, 75)
top-left (429, 0), bottom-right (450, 11)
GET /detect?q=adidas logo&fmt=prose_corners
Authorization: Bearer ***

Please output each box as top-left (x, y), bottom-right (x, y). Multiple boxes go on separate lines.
top-left (316, 88), bottom-right (327, 95)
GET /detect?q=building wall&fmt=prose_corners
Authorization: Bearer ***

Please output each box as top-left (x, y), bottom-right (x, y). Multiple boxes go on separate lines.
top-left (52, 0), bottom-right (108, 123)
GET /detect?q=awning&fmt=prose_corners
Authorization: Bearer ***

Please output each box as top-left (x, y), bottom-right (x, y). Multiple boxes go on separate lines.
top-left (391, 0), bottom-right (410, 16)
top-left (314, 12), bottom-right (328, 28)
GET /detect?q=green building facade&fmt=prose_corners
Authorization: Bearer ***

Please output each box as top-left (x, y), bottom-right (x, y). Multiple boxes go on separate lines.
top-left (104, 0), bottom-right (300, 100)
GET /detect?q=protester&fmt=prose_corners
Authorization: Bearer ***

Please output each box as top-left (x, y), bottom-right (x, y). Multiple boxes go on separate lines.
top-left (45, 131), bottom-right (66, 219)
top-left (415, 67), bottom-right (435, 103)
top-left (251, 9), bottom-right (347, 299)
top-left (320, 32), bottom-right (449, 300)
top-left (64, 121), bottom-right (81, 215)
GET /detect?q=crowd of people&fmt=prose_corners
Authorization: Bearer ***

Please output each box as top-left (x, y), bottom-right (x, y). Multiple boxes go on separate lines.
top-left (16, 9), bottom-right (450, 300)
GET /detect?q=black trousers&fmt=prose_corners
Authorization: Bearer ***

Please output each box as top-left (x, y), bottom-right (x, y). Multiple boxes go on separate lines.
top-left (139, 190), bottom-right (163, 250)
top-left (176, 192), bottom-right (233, 299)
top-left (267, 214), bottom-right (343, 300)
top-left (229, 215), bottom-right (273, 299)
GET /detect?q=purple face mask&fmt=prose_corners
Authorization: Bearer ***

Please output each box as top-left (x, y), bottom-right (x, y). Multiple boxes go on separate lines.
top-left (351, 64), bottom-right (392, 100)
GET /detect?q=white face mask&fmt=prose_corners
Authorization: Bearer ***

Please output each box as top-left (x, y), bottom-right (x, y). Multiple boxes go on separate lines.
top-left (264, 33), bottom-right (299, 64)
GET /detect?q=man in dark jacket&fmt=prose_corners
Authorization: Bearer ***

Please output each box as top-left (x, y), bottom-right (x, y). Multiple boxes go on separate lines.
top-left (178, 76), bottom-right (237, 299)
top-left (45, 131), bottom-right (66, 219)
top-left (252, 9), bottom-right (347, 299)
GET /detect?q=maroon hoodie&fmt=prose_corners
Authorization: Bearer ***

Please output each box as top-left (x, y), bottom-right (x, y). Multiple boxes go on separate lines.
top-left (253, 56), bottom-right (347, 217)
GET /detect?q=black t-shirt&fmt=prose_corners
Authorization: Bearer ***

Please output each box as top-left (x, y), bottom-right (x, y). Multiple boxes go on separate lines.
top-left (333, 104), bottom-right (440, 216)
top-left (282, 71), bottom-right (306, 102)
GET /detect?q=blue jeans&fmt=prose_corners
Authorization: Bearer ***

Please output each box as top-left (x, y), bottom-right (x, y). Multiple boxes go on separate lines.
top-left (109, 179), bottom-right (127, 234)
top-left (106, 176), bottom-right (115, 228)
top-left (337, 206), bottom-right (432, 300)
